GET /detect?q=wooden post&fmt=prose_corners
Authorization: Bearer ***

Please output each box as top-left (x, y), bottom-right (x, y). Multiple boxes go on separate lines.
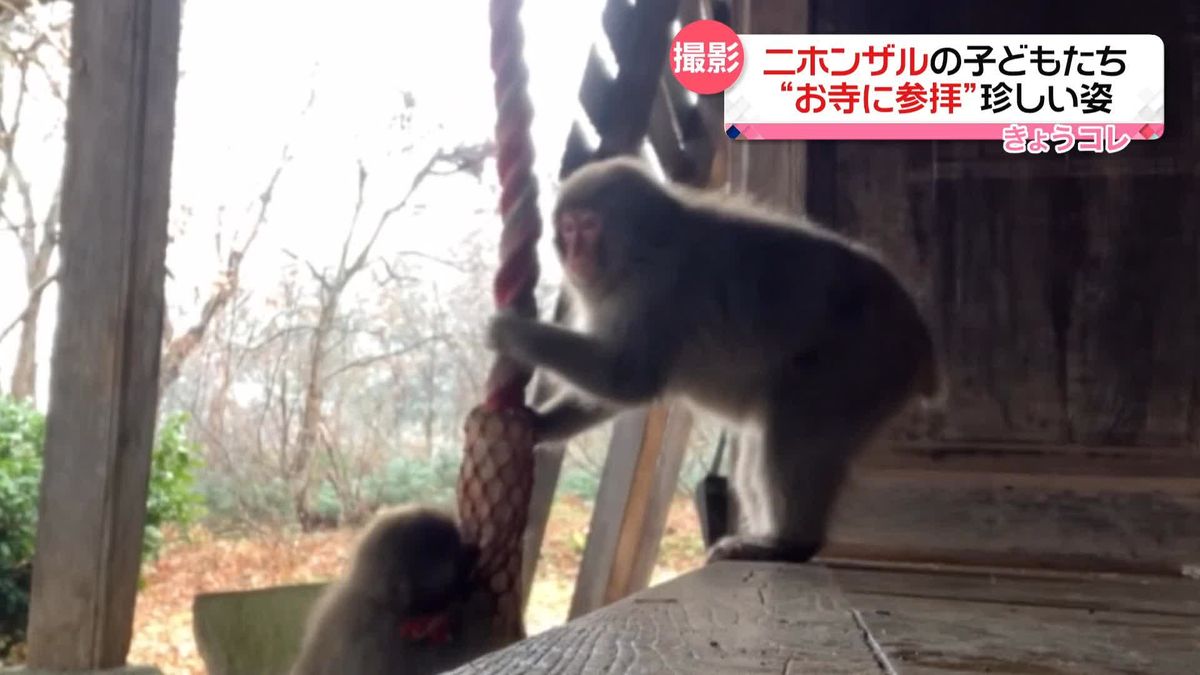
top-left (24, 0), bottom-right (182, 669)
top-left (568, 404), bottom-right (693, 619)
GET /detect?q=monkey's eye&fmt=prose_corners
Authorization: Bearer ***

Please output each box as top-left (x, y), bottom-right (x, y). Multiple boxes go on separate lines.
top-left (576, 214), bottom-right (600, 233)
top-left (558, 210), bottom-right (600, 236)
top-left (557, 215), bottom-right (577, 235)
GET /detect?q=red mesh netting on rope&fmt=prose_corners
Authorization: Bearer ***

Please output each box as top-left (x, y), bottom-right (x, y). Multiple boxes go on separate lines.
top-left (455, 0), bottom-right (542, 645)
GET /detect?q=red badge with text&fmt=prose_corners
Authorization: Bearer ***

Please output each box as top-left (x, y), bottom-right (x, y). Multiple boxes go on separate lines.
top-left (670, 20), bottom-right (744, 95)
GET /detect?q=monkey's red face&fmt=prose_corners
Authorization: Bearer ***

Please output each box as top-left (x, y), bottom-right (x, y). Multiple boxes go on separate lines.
top-left (555, 209), bottom-right (602, 284)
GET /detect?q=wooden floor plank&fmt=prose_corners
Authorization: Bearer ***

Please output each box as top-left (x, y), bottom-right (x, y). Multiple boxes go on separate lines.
top-left (833, 566), bottom-right (1200, 618)
top-left (451, 562), bottom-right (883, 674)
top-left (839, 567), bottom-right (1200, 675)
top-left (848, 593), bottom-right (1200, 675)
top-left (463, 562), bottom-right (1200, 674)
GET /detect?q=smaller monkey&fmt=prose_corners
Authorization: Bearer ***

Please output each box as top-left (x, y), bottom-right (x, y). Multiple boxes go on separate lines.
top-left (290, 506), bottom-right (496, 675)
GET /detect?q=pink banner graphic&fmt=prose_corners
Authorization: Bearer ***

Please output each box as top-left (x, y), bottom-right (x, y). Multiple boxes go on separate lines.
top-left (725, 122), bottom-right (1163, 141)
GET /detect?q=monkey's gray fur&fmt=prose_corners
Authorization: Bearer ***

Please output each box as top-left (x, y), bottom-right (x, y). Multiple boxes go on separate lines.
top-left (488, 156), bottom-right (941, 563)
top-left (290, 506), bottom-right (497, 675)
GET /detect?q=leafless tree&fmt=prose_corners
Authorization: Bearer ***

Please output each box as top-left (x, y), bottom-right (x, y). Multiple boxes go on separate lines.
top-left (158, 143), bottom-right (294, 392)
top-left (0, 2), bottom-right (68, 402)
top-left (282, 145), bottom-right (492, 527)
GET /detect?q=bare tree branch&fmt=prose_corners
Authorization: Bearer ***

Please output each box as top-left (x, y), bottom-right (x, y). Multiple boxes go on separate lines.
top-left (337, 160), bottom-right (370, 274)
top-left (159, 144), bottom-right (295, 392)
top-left (241, 323), bottom-right (317, 353)
top-left (320, 334), bottom-right (450, 384)
top-left (389, 250), bottom-right (470, 272)
top-left (284, 140), bottom-right (495, 526)
top-left (282, 248), bottom-right (332, 290)
top-left (0, 269), bottom-right (55, 343)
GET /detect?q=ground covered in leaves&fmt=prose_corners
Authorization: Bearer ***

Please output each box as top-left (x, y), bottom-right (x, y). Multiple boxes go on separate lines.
top-left (127, 495), bottom-right (706, 674)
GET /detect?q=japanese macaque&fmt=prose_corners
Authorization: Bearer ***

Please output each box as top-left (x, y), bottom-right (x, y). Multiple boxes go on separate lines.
top-left (487, 156), bottom-right (941, 564)
top-left (290, 506), bottom-right (496, 675)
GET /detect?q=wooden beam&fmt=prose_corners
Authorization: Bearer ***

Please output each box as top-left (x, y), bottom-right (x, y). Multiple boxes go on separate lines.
top-left (606, 405), bottom-right (693, 605)
top-left (597, 0), bottom-right (681, 157)
top-left (568, 408), bottom-right (655, 619)
top-left (559, 122), bottom-right (597, 178)
top-left (577, 47), bottom-right (617, 139)
top-left (727, 0), bottom-right (811, 213)
top-left (823, 464), bottom-right (1200, 575)
top-left (24, 0), bottom-right (181, 669)
top-left (567, 403), bottom-right (693, 619)
top-left (647, 75), bottom-right (716, 186)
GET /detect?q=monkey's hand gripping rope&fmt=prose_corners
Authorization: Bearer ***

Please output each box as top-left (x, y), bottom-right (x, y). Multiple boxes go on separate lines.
top-left (455, 0), bottom-right (542, 648)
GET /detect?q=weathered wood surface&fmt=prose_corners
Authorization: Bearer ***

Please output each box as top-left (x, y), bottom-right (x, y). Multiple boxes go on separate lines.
top-left (843, 566), bottom-right (1200, 675)
top-left (454, 563), bottom-right (883, 674)
top-left (728, 0), bottom-right (810, 212)
top-left (193, 584), bottom-right (326, 675)
top-left (856, 594), bottom-right (1200, 675)
top-left (716, 0), bottom-right (1200, 572)
top-left (840, 557), bottom-right (1200, 672)
top-left (832, 565), bottom-right (1200, 618)
top-left (824, 466), bottom-right (1200, 574)
top-left (647, 0), bottom-right (721, 185)
top-left (570, 405), bottom-right (694, 619)
top-left (24, 0), bottom-right (182, 669)
top-left (801, 0), bottom-right (1200, 449)
top-left (570, 0), bottom-right (681, 168)
top-left (460, 562), bottom-right (1200, 674)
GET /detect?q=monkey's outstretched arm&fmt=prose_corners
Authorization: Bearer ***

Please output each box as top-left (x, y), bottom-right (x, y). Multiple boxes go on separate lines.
top-left (535, 390), bottom-right (619, 442)
top-left (488, 313), bottom-right (666, 405)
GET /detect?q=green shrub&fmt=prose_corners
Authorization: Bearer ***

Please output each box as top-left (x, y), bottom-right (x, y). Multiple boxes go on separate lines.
top-left (369, 452), bottom-right (460, 508)
top-left (0, 398), bottom-right (43, 660)
top-left (0, 398), bottom-right (204, 661)
top-left (556, 466), bottom-right (602, 502)
top-left (312, 481), bottom-right (344, 523)
top-left (143, 411), bottom-right (206, 560)
top-left (198, 474), bottom-right (293, 526)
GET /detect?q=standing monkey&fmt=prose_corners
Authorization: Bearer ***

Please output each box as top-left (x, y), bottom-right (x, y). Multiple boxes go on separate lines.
top-left (290, 506), bottom-right (497, 675)
top-left (488, 156), bottom-right (940, 563)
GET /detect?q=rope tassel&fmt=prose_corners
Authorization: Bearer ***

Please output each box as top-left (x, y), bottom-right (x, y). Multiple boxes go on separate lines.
top-left (457, 406), bottom-right (535, 642)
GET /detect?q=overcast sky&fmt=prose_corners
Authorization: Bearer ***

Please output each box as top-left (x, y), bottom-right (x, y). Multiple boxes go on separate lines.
top-left (0, 0), bottom-right (607, 405)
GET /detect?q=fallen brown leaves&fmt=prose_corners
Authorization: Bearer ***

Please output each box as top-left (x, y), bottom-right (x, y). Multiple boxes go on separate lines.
top-left (127, 496), bottom-right (705, 674)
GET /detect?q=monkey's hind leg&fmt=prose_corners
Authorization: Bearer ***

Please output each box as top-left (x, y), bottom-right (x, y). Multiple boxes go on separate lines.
top-left (707, 406), bottom-right (874, 565)
top-left (726, 429), bottom-right (767, 537)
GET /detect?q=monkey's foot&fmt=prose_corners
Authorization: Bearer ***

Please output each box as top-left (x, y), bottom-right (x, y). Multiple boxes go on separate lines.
top-left (706, 535), bottom-right (819, 564)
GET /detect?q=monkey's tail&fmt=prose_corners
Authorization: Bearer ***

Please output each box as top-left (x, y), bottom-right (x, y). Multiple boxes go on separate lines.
top-left (913, 320), bottom-right (946, 406)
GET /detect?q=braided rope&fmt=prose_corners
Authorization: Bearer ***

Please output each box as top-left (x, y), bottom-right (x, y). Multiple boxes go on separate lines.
top-left (453, 0), bottom-right (542, 645)
top-left (484, 0), bottom-right (542, 411)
